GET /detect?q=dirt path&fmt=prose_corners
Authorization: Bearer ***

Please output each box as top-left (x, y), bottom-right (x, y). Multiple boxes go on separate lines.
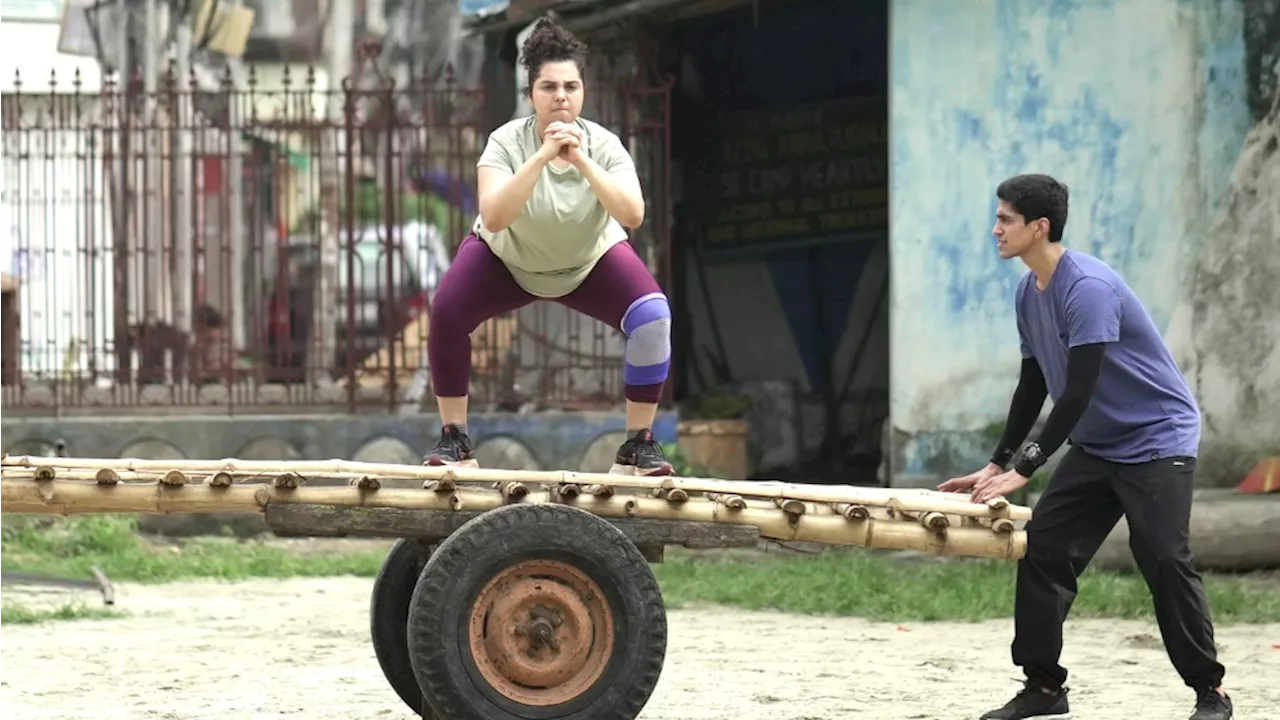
top-left (2, 576), bottom-right (1277, 720)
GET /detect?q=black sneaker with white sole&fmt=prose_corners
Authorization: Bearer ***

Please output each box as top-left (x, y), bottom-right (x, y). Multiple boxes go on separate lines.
top-left (422, 424), bottom-right (479, 468)
top-left (1189, 688), bottom-right (1233, 720)
top-left (979, 683), bottom-right (1070, 719)
top-left (608, 429), bottom-right (674, 476)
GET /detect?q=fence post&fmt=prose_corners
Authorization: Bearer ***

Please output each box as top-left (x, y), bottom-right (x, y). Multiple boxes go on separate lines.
top-left (383, 81), bottom-right (399, 412)
top-left (342, 77), bottom-right (358, 413)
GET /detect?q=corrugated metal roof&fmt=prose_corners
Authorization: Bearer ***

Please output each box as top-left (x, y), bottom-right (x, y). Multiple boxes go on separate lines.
top-left (463, 0), bottom-right (706, 33)
top-left (461, 0), bottom-right (641, 33)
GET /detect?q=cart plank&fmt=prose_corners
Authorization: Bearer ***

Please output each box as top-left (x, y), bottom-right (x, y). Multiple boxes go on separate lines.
top-left (264, 503), bottom-right (762, 549)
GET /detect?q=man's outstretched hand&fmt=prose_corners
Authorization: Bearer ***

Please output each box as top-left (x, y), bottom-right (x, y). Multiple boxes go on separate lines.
top-left (969, 469), bottom-right (1029, 504)
top-left (938, 463), bottom-right (1000, 493)
top-left (938, 462), bottom-right (1027, 504)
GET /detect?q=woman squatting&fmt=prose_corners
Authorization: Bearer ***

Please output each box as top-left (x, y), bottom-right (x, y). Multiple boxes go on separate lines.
top-left (422, 16), bottom-right (675, 477)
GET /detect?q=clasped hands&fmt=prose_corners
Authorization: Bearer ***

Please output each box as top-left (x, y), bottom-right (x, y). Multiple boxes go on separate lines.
top-left (938, 463), bottom-right (1029, 505)
top-left (539, 121), bottom-right (585, 166)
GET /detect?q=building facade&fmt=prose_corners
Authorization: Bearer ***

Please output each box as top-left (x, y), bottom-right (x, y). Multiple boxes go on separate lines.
top-left (887, 0), bottom-right (1276, 487)
top-left (3, 0), bottom-right (1275, 488)
top-left (468, 0), bottom-right (1277, 487)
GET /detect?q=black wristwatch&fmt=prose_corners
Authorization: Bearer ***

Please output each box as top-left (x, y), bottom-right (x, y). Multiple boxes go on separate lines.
top-left (1013, 442), bottom-right (1047, 478)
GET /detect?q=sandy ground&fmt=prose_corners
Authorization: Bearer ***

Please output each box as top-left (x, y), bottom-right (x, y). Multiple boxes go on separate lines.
top-left (2, 576), bottom-right (1278, 720)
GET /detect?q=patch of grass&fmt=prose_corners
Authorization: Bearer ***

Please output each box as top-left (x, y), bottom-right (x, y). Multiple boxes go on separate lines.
top-left (1, 515), bottom-right (388, 584)
top-left (5, 515), bottom-right (1278, 624)
top-left (650, 550), bottom-right (1280, 623)
top-left (1, 600), bottom-right (125, 625)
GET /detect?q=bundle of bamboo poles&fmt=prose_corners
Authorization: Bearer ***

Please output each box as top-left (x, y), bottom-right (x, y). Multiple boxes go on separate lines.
top-left (0, 455), bottom-right (1030, 561)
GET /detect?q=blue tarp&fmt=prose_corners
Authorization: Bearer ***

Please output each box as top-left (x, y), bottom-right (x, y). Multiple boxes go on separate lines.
top-left (459, 0), bottom-right (508, 16)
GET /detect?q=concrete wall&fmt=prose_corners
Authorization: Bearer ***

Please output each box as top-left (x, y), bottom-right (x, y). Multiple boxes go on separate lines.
top-left (0, 411), bottom-right (679, 475)
top-left (1163, 85), bottom-right (1280, 485)
top-left (888, 0), bottom-right (1268, 486)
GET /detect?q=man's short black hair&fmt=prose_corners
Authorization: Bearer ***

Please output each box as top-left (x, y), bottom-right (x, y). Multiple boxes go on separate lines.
top-left (996, 174), bottom-right (1069, 243)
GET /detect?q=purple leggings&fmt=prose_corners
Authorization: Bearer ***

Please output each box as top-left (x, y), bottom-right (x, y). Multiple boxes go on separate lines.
top-left (427, 233), bottom-right (668, 403)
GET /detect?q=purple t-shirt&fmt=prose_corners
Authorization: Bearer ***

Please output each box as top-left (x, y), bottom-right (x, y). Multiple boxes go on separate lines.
top-left (1015, 249), bottom-right (1201, 463)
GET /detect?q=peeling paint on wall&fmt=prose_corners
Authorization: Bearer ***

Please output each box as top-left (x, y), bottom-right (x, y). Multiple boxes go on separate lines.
top-left (1165, 95), bottom-right (1280, 486)
top-left (888, 0), bottom-right (1254, 482)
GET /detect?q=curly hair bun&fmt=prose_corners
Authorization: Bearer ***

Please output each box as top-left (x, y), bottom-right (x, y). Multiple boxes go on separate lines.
top-left (520, 15), bottom-right (588, 75)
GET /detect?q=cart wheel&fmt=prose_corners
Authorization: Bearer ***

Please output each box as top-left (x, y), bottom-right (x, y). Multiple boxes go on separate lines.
top-left (406, 503), bottom-right (666, 720)
top-left (370, 538), bottom-right (439, 718)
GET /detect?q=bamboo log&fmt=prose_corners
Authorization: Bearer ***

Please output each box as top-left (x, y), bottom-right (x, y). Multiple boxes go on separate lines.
top-left (27, 468), bottom-right (232, 484)
top-left (835, 502), bottom-right (871, 520)
top-left (971, 516), bottom-right (1018, 533)
top-left (710, 495), bottom-right (894, 522)
top-left (707, 492), bottom-right (747, 510)
top-left (0, 467), bottom-right (900, 524)
top-left (556, 494), bottom-right (1023, 559)
top-left (1, 455), bottom-right (1030, 521)
top-left (4, 481), bottom-right (267, 514)
top-left (0, 477), bottom-right (1026, 560)
top-left (499, 481), bottom-right (529, 502)
top-left (775, 497), bottom-right (806, 515)
top-left (653, 487), bottom-right (689, 503)
top-left (423, 478), bottom-right (457, 493)
top-left (1, 478), bottom-right (482, 515)
top-left (918, 511), bottom-right (949, 531)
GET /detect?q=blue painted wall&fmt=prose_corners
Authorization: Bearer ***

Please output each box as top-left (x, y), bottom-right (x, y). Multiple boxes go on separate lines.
top-left (888, 0), bottom-right (1253, 480)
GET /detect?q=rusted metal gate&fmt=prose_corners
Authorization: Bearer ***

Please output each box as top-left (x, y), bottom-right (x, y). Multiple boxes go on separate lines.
top-left (0, 53), bottom-right (672, 416)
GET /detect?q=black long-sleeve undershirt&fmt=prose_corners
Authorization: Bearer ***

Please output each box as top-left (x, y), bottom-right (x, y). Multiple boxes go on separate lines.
top-left (991, 358), bottom-right (1048, 467)
top-left (990, 343), bottom-right (1107, 472)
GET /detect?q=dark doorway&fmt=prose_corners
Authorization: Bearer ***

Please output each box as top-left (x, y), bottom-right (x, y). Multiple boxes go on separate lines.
top-left (666, 0), bottom-right (891, 484)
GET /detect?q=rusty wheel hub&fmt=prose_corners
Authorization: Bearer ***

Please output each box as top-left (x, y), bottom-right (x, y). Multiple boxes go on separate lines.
top-left (468, 559), bottom-right (615, 706)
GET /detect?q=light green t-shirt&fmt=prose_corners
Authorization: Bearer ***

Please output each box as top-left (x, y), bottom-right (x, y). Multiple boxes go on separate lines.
top-left (472, 115), bottom-right (636, 298)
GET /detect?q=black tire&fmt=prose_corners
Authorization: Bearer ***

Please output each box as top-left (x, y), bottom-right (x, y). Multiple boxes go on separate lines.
top-left (406, 503), bottom-right (667, 720)
top-left (370, 538), bottom-right (438, 718)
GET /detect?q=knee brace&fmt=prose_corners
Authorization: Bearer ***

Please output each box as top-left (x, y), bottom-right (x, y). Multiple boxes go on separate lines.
top-left (620, 292), bottom-right (671, 387)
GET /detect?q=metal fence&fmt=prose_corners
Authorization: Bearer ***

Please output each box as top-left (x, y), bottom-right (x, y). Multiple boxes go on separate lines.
top-left (1, 58), bottom-right (673, 416)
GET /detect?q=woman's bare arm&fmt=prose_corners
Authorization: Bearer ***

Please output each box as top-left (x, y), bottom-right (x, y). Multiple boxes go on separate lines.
top-left (548, 122), bottom-right (645, 228)
top-left (476, 139), bottom-right (561, 233)
top-left (574, 156), bottom-right (645, 228)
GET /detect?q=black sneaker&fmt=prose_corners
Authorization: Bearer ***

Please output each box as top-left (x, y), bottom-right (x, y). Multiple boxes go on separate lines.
top-left (979, 683), bottom-right (1070, 719)
top-left (422, 424), bottom-right (478, 468)
top-left (609, 429), bottom-right (674, 476)
top-left (1189, 688), bottom-right (1233, 720)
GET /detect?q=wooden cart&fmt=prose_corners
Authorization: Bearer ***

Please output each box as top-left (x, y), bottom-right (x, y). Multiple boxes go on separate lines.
top-left (0, 454), bottom-right (1030, 720)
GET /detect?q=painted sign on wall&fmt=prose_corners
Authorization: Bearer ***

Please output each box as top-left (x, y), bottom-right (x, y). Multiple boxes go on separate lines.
top-left (696, 97), bottom-right (888, 253)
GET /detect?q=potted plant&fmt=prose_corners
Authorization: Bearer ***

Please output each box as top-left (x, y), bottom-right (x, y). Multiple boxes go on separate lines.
top-left (676, 387), bottom-right (752, 479)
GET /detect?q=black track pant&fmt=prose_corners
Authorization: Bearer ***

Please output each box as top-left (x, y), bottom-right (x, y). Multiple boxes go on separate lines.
top-left (1011, 445), bottom-right (1226, 691)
